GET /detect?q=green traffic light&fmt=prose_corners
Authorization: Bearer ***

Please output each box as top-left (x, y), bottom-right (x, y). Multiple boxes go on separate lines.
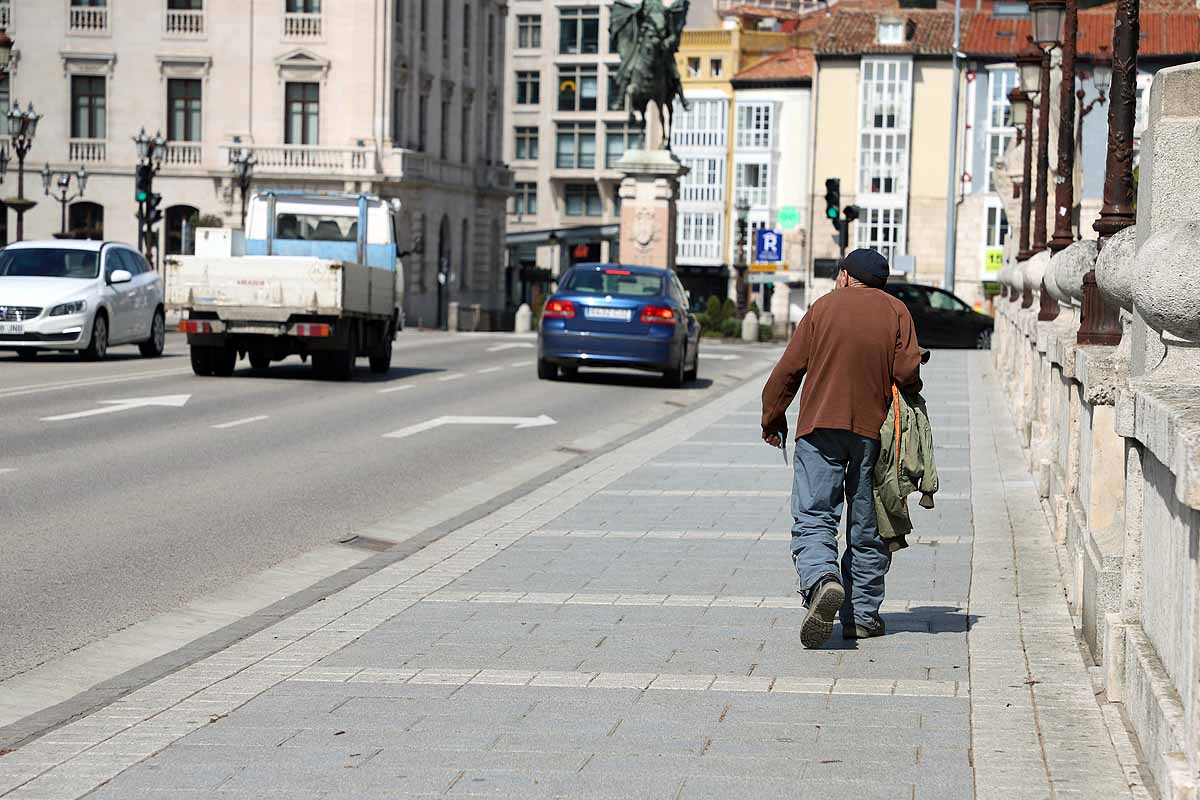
top-left (826, 207), bottom-right (838, 219)
top-left (136, 191), bottom-right (148, 202)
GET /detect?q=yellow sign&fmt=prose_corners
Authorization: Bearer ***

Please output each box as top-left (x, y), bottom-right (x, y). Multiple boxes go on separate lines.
top-left (984, 248), bottom-right (1003, 278)
top-left (749, 262), bottom-right (784, 273)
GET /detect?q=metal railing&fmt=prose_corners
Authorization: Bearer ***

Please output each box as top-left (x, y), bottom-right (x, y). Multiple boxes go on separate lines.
top-left (680, 30), bottom-right (732, 48)
top-left (224, 143), bottom-right (375, 176)
top-left (68, 4), bottom-right (108, 33)
top-left (164, 8), bottom-right (204, 36)
top-left (283, 11), bottom-right (321, 39)
top-left (68, 138), bottom-right (106, 162)
top-left (162, 142), bottom-right (203, 166)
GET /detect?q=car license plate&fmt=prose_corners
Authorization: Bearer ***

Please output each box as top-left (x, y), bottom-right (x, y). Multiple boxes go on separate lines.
top-left (0, 322), bottom-right (23, 335)
top-left (584, 307), bottom-right (631, 322)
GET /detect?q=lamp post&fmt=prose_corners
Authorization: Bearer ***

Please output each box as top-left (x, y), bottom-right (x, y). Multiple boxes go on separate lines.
top-left (1079, 0), bottom-right (1139, 346)
top-left (229, 136), bottom-right (256, 227)
top-left (1008, 86), bottom-right (1035, 269)
top-left (1078, 53), bottom-right (1111, 119)
top-left (1028, 0), bottom-right (1069, 321)
top-left (3, 102), bottom-right (41, 242)
top-left (132, 127), bottom-right (166, 260)
top-left (1031, 47), bottom-right (1052, 255)
top-left (42, 163), bottom-right (88, 238)
top-left (733, 198), bottom-right (750, 317)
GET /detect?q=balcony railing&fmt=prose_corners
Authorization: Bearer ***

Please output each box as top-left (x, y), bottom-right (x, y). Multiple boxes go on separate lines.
top-left (224, 143), bottom-right (375, 176)
top-left (283, 11), bottom-right (321, 39)
top-left (162, 141), bottom-right (202, 167)
top-left (69, 138), bottom-right (106, 162)
top-left (0, 3), bottom-right (11, 29)
top-left (68, 5), bottom-right (109, 34)
top-left (165, 8), bottom-right (204, 36)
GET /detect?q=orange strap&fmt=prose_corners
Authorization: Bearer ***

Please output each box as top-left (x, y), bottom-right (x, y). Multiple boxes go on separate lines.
top-left (892, 384), bottom-right (902, 477)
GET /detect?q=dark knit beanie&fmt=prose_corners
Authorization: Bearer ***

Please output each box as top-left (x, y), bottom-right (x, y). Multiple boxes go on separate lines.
top-left (840, 248), bottom-right (890, 289)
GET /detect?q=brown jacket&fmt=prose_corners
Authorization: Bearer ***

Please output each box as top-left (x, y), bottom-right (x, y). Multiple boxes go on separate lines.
top-left (761, 286), bottom-right (923, 441)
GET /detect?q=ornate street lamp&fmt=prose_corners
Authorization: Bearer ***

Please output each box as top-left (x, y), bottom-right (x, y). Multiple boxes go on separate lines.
top-left (229, 136), bottom-right (257, 228)
top-left (1079, 0), bottom-right (1141, 346)
top-left (1019, 42), bottom-right (1053, 259)
top-left (42, 163), bottom-right (88, 238)
top-left (734, 198), bottom-right (750, 317)
top-left (1029, 0), bottom-right (1067, 47)
top-left (3, 101), bottom-right (42, 242)
top-left (1078, 52), bottom-right (1112, 118)
top-left (1008, 86), bottom-right (1036, 270)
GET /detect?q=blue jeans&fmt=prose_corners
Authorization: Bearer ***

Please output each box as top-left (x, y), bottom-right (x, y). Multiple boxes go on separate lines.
top-left (791, 429), bottom-right (890, 627)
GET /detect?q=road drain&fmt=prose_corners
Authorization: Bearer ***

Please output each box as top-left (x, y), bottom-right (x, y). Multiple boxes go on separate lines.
top-left (337, 535), bottom-right (394, 552)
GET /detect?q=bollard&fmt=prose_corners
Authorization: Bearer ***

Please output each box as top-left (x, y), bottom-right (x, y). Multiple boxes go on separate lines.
top-left (741, 311), bottom-right (759, 342)
top-left (447, 301), bottom-right (459, 332)
top-left (515, 303), bottom-right (532, 334)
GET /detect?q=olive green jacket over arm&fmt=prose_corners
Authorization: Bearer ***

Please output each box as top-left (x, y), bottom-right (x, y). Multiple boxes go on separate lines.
top-left (873, 389), bottom-right (939, 550)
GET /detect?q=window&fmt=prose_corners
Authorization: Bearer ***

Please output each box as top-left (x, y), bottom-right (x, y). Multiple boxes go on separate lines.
top-left (168, 0), bottom-right (202, 8)
top-left (516, 71), bottom-right (540, 105)
top-left (463, 2), bottom-right (471, 67)
top-left (419, 0), bottom-right (428, 52)
top-left (285, 82), bottom-right (319, 144)
top-left (442, 1), bottom-right (451, 59)
top-left (559, 7), bottom-right (599, 55)
top-left (856, 205), bottom-right (905, 264)
top-left (0, 75), bottom-right (7, 113)
top-left (514, 126), bottom-right (539, 160)
top-left (710, 58), bottom-right (723, 77)
top-left (487, 13), bottom-right (496, 74)
top-left (929, 288), bottom-right (971, 312)
top-left (986, 67), bottom-right (1018, 191)
top-left (564, 183), bottom-right (602, 216)
top-left (607, 72), bottom-right (627, 112)
top-left (517, 15), bottom-right (541, 49)
top-left (71, 76), bottom-right (106, 139)
top-left (460, 218), bottom-right (470, 289)
top-left (558, 65), bottom-right (597, 112)
top-left (1134, 71), bottom-right (1152, 140)
top-left (167, 78), bottom-right (202, 142)
top-left (671, 98), bottom-right (727, 148)
top-left (677, 211), bottom-right (722, 261)
top-left (605, 123), bottom-right (643, 167)
top-left (440, 96), bottom-right (451, 159)
top-left (556, 123), bottom-right (595, 169)
top-left (687, 57), bottom-right (701, 78)
top-left (392, 86), bottom-right (405, 145)
top-left (735, 103), bottom-right (773, 149)
top-left (734, 161), bottom-right (770, 207)
top-left (561, 269), bottom-right (662, 296)
top-left (985, 204), bottom-right (1009, 248)
top-left (418, 93), bottom-right (428, 151)
top-left (877, 20), bottom-right (903, 45)
top-left (513, 182), bottom-right (537, 215)
top-left (680, 157), bottom-right (724, 203)
top-left (858, 57), bottom-right (912, 197)
top-left (286, 0), bottom-right (319, 11)
top-left (461, 100), bottom-right (470, 162)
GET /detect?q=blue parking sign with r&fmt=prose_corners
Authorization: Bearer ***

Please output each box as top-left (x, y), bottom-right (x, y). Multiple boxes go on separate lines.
top-left (754, 229), bottom-right (783, 262)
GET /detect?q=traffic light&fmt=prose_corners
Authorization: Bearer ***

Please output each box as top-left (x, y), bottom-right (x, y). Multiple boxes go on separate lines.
top-left (146, 192), bottom-right (163, 227)
top-left (824, 178), bottom-right (841, 229)
top-left (839, 205), bottom-right (861, 252)
top-left (843, 205), bottom-right (861, 224)
top-left (135, 164), bottom-right (152, 203)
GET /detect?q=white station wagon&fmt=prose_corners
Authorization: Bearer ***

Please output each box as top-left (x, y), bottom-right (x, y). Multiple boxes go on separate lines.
top-left (0, 240), bottom-right (165, 361)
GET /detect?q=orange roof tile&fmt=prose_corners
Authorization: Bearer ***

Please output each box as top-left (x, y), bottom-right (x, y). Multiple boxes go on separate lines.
top-left (733, 47), bottom-right (817, 81)
top-left (963, 10), bottom-right (1200, 58)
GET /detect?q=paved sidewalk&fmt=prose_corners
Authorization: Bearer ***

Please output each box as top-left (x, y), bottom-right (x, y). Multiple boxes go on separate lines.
top-left (0, 353), bottom-right (1142, 799)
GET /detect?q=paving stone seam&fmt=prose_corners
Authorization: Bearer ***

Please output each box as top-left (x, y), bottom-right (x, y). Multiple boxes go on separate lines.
top-left (417, 590), bottom-right (967, 611)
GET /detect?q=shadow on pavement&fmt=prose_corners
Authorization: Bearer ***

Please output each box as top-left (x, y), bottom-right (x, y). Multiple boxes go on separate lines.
top-left (556, 369), bottom-right (715, 391)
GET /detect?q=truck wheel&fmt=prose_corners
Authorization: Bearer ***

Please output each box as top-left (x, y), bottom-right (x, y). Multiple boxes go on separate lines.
top-left (329, 327), bottom-right (357, 381)
top-left (212, 345), bottom-right (237, 377)
top-left (311, 353), bottom-right (331, 377)
top-left (249, 350), bottom-right (271, 370)
top-left (369, 336), bottom-right (392, 374)
top-left (190, 345), bottom-right (214, 376)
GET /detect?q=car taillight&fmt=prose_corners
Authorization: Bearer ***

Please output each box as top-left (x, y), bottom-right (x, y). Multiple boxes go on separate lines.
top-left (640, 305), bottom-right (676, 325)
top-left (543, 299), bottom-right (575, 319)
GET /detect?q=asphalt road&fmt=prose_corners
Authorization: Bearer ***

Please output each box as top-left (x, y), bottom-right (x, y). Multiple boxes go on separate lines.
top-left (0, 331), bottom-right (775, 684)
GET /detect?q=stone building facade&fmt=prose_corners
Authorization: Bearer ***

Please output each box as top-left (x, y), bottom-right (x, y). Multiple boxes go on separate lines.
top-left (6, 0), bottom-right (511, 329)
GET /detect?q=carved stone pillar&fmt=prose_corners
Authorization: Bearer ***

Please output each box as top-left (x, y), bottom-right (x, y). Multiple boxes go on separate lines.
top-left (614, 149), bottom-right (688, 272)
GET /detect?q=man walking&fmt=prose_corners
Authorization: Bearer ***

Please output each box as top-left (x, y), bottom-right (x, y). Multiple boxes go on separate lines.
top-left (761, 249), bottom-right (923, 649)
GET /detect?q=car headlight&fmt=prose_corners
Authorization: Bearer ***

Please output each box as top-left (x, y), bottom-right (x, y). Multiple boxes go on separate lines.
top-left (49, 300), bottom-right (87, 316)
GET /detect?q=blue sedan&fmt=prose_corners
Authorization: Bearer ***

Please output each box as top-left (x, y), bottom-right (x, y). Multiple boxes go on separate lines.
top-left (537, 263), bottom-right (701, 387)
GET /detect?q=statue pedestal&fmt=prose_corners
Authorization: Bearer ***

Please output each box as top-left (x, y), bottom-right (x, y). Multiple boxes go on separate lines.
top-left (614, 148), bottom-right (688, 270)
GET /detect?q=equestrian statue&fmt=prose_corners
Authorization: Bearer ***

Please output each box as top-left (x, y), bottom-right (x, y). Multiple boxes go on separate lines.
top-left (609, 0), bottom-right (690, 149)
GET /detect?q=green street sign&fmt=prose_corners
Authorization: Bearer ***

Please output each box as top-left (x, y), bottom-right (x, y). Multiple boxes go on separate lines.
top-left (779, 206), bottom-right (801, 229)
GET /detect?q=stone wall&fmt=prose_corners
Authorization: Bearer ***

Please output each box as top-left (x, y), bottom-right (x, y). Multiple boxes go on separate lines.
top-left (993, 61), bottom-right (1200, 799)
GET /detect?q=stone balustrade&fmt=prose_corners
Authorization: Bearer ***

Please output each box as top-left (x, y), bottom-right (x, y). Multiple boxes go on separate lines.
top-left (993, 61), bottom-right (1200, 798)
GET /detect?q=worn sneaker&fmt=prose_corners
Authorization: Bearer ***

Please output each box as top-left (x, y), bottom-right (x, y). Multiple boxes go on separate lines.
top-left (841, 619), bottom-right (886, 640)
top-left (800, 578), bottom-right (845, 649)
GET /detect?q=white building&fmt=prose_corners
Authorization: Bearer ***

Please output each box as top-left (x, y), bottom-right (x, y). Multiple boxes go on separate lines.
top-left (7, 0), bottom-right (512, 329)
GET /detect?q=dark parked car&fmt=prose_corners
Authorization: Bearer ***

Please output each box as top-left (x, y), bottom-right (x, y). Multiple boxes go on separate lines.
top-left (882, 281), bottom-right (994, 350)
top-left (537, 263), bottom-right (701, 387)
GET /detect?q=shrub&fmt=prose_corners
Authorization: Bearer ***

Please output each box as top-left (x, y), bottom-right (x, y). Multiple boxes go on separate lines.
top-left (720, 318), bottom-right (742, 339)
top-left (192, 213), bottom-right (224, 229)
top-left (758, 324), bottom-right (773, 342)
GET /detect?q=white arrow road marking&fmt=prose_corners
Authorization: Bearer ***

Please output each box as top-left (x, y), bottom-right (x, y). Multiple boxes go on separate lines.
top-left (378, 385), bottom-right (415, 394)
top-left (702, 354), bottom-right (742, 361)
top-left (486, 342), bottom-right (536, 352)
top-left (41, 394), bottom-right (192, 422)
top-left (383, 414), bottom-right (557, 440)
top-left (212, 415), bottom-right (269, 430)
top-left (0, 468), bottom-right (16, 476)
top-left (510, 360), bottom-right (534, 368)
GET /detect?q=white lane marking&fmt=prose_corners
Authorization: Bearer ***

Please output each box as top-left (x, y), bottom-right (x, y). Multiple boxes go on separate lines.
top-left (509, 360), bottom-right (534, 368)
top-left (477, 367), bottom-right (504, 374)
top-left (41, 394), bottom-right (192, 422)
top-left (211, 415), bottom-right (270, 430)
top-left (0, 468), bottom-right (17, 476)
top-left (702, 354), bottom-right (742, 361)
top-left (383, 414), bottom-right (557, 440)
top-left (0, 368), bottom-right (190, 400)
top-left (378, 385), bottom-right (415, 394)
top-left (486, 342), bottom-right (535, 352)
top-left (437, 373), bottom-right (465, 382)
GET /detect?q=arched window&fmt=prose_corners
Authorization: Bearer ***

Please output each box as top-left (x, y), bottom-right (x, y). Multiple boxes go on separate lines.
top-left (460, 217), bottom-right (470, 290)
top-left (491, 219), bottom-right (501, 291)
top-left (68, 202), bottom-right (104, 240)
top-left (165, 205), bottom-right (200, 255)
top-left (438, 214), bottom-right (451, 284)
